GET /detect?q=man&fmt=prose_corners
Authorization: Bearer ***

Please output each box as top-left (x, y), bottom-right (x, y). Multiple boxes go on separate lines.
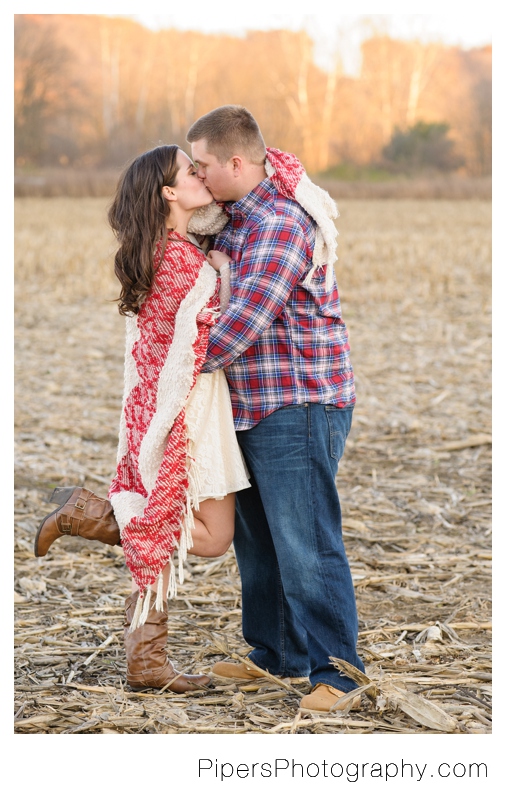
top-left (187, 105), bottom-right (365, 712)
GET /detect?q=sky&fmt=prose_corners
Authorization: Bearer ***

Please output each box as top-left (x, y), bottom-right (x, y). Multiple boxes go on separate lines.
top-left (5, 1), bottom-right (495, 53)
top-left (132, 10), bottom-right (492, 48)
top-left (6, 4), bottom-right (494, 73)
top-left (124, 8), bottom-right (493, 73)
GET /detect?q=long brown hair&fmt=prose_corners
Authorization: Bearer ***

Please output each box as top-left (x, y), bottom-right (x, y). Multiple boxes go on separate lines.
top-left (108, 145), bottom-right (179, 315)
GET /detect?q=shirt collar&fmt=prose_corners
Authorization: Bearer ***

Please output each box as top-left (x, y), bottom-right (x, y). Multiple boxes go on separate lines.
top-left (224, 178), bottom-right (275, 220)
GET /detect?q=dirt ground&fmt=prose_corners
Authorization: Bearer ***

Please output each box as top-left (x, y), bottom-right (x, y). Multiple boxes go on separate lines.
top-left (14, 198), bottom-right (491, 734)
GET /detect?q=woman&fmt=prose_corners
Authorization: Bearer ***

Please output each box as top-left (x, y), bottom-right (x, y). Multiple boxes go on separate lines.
top-left (35, 145), bottom-right (250, 693)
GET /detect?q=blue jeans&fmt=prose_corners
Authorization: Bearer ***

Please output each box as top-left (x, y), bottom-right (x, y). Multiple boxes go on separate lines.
top-left (234, 403), bottom-right (365, 692)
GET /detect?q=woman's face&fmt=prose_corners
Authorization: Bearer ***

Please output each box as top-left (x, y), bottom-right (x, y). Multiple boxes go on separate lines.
top-left (170, 150), bottom-right (214, 210)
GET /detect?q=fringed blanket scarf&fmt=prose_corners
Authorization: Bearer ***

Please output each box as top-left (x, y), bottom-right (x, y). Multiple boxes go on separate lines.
top-left (108, 236), bottom-right (219, 628)
top-left (109, 148), bottom-right (339, 628)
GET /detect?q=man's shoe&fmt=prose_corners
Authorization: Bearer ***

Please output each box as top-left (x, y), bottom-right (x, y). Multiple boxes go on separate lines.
top-left (300, 683), bottom-right (362, 713)
top-left (211, 658), bottom-right (307, 684)
top-left (211, 658), bottom-right (275, 681)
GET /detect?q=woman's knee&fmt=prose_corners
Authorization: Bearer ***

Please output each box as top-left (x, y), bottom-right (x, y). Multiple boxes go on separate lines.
top-left (207, 539), bottom-right (232, 557)
top-left (191, 494), bottom-right (235, 556)
top-left (189, 526), bottom-right (233, 557)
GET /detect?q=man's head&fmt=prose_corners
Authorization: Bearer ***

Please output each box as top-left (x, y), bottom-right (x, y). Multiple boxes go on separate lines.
top-left (187, 105), bottom-right (267, 202)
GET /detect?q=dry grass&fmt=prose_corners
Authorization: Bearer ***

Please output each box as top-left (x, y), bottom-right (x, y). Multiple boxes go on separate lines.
top-left (14, 197), bottom-right (491, 734)
top-left (14, 169), bottom-right (492, 201)
top-left (317, 175), bottom-right (492, 200)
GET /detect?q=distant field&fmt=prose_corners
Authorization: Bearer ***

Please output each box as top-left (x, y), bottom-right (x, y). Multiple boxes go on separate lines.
top-left (15, 196), bottom-right (491, 309)
top-left (14, 169), bottom-right (492, 201)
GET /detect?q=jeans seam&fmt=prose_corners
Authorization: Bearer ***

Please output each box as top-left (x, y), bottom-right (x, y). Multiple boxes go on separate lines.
top-left (325, 405), bottom-right (351, 461)
top-left (277, 563), bottom-right (286, 674)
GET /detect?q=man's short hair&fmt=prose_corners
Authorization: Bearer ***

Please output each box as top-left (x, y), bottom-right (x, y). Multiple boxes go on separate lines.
top-left (187, 105), bottom-right (266, 165)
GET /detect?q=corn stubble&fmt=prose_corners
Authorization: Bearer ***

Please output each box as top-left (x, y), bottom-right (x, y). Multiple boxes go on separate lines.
top-left (15, 197), bottom-right (491, 734)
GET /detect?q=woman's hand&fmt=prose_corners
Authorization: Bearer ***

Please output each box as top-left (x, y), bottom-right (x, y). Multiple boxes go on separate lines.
top-left (207, 250), bottom-right (231, 272)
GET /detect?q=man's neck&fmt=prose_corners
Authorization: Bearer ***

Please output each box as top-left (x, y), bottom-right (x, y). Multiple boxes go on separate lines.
top-left (234, 163), bottom-right (268, 202)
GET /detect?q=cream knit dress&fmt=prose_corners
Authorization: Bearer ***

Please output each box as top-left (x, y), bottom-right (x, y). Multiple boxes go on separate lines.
top-left (184, 257), bottom-right (250, 505)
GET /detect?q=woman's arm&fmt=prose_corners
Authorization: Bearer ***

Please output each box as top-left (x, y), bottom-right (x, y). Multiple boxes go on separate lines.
top-left (207, 249), bottom-right (232, 313)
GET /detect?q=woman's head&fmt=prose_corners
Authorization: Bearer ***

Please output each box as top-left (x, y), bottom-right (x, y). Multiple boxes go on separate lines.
top-left (109, 145), bottom-right (210, 315)
top-left (162, 149), bottom-right (214, 216)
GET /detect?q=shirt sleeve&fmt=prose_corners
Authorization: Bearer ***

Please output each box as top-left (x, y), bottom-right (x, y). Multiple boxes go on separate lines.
top-left (202, 215), bottom-right (309, 372)
top-left (218, 262), bottom-right (231, 312)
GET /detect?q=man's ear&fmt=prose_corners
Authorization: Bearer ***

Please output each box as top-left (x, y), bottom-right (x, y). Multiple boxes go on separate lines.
top-left (162, 185), bottom-right (176, 201)
top-left (230, 156), bottom-right (242, 175)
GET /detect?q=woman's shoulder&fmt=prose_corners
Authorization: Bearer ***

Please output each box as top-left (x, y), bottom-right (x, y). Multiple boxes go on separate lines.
top-left (153, 238), bottom-right (207, 291)
top-left (158, 237), bottom-right (205, 268)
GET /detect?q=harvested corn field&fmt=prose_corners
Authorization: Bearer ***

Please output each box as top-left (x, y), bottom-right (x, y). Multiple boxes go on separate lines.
top-left (14, 197), bottom-right (491, 734)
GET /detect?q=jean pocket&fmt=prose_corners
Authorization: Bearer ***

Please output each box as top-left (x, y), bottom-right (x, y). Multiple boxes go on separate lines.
top-left (325, 406), bottom-right (353, 461)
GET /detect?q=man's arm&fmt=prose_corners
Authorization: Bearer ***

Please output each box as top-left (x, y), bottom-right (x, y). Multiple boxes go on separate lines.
top-left (202, 216), bottom-right (309, 372)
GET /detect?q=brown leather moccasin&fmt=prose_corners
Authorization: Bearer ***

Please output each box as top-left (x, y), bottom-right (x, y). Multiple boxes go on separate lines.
top-left (211, 658), bottom-right (270, 681)
top-left (300, 683), bottom-right (362, 713)
top-left (211, 658), bottom-right (307, 684)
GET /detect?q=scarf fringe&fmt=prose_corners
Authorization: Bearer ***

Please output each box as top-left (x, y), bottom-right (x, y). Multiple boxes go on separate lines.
top-left (129, 591), bottom-right (145, 632)
top-left (138, 587), bottom-right (153, 626)
top-left (167, 554), bottom-right (177, 600)
top-left (155, 572), bottom-right (165, 611)
top-left (167, 436), bottom-right (201, 593)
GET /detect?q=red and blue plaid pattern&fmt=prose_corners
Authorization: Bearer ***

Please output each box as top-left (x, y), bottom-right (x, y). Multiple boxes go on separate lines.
top-left (202, 179), bottom-right (356, 430)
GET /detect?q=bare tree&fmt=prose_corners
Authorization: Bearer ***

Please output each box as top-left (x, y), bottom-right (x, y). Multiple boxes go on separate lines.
top-left (405, 41), bottom-right (442, 127)
top-left (14, 15), bottom-right (72, 164)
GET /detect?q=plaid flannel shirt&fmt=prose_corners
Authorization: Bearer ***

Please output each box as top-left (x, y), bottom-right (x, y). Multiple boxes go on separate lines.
top-left (202, 178), bottom-right (355, 430)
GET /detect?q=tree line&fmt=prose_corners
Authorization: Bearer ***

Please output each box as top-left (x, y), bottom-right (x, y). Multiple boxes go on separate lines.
top-left (14, 14), bottom-right (491, 176)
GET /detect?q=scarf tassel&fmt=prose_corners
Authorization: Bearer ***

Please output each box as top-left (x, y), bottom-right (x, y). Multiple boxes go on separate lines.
top-left (128, 435), bottom-right (205, 627)
top-left (129, 590), bottom-right (146, 632)
top-left (155, 572), bottom-right (165, 611)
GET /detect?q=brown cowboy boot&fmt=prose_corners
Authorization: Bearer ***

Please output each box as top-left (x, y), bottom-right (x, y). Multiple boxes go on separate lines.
top-left (124, 591), bottom-right (211, 692)
top-left (34, 486), bottom-right (121, 557)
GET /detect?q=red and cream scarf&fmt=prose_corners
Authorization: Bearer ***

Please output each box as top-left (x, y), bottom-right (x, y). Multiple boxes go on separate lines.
top-left (108, 235), bottom-right (219, 628)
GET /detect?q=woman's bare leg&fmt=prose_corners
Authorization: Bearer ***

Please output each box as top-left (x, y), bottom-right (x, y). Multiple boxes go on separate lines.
top-left (130, 493), bottom-right (236, 594)
top-left (189, 493), bottom-right (236, 557)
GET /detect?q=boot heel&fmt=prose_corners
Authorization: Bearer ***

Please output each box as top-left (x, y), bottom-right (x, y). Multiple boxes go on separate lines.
top-left (49, 486), bottom-right (78, 506)
top-left (34, 487), bottom-right (81, 557)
